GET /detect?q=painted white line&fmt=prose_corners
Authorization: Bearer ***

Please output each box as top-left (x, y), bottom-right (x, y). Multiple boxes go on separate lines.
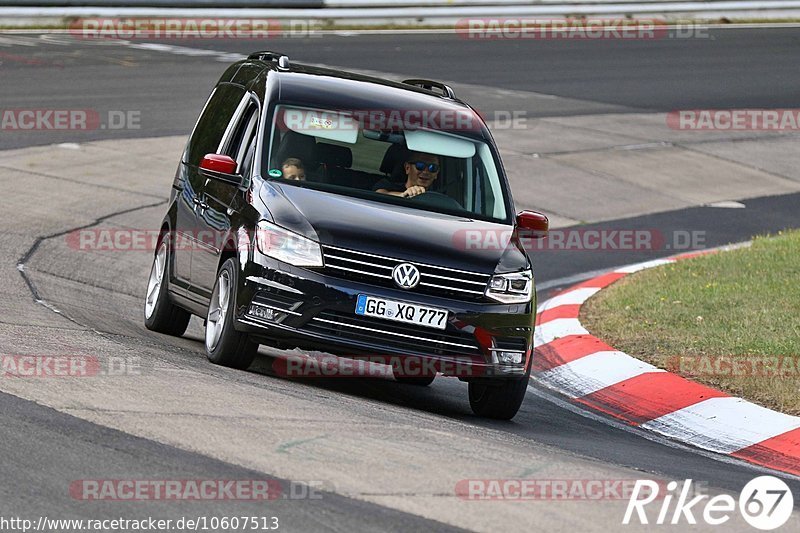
top-left (706, 200), bottom-right (746, 208)
top-left (533, 317), bottom-right (588, 346)
top-left (641, 397), bottom-right (800, 455)
top-left (57, 143), bottom-right (81, 150)
top-left (537, 351), bottom-right (663, 398)
top-left (124, 41), bottom-right (245, 62)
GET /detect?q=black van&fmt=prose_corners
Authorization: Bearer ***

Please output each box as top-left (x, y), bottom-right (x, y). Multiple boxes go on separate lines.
top-left (144, 51), bottom-right (548, 419)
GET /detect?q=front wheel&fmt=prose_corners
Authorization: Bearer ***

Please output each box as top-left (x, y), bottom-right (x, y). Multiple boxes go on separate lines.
top-left (205, 258), bottom-right (258, 370)
top-left (468, 373), bottom-right (529, 420)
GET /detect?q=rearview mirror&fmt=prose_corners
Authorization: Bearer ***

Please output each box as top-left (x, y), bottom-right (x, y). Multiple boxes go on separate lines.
top-left (516, 210), bottom-right (549, 239)
top-left (200, 153), bottom-right (238, 176)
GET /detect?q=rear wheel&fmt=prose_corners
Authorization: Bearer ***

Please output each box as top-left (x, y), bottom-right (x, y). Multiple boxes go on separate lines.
top-left (205, 258), bottom-right (258, 370)
top-left (144, 235), bottom-right (191, 336)
top-left (468, 368), bottom-right (530, 420)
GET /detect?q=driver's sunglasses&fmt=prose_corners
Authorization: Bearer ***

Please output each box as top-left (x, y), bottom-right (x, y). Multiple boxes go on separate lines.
top-left (410, 161), bottom-right (440, 173)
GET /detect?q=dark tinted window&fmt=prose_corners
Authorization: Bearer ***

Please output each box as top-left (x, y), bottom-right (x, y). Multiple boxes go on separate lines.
top-left (235, 108), bottom-right (259, 179)
top-left (186, 84), bottom-right (246, 166)
top-left (225, 102), bottom-right (258, 161)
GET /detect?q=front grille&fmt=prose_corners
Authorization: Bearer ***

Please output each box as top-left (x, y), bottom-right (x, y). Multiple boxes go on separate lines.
top-left (321, 244), bottom-right (491, 302)
top-left (304, 310), bottom-right (483, 358)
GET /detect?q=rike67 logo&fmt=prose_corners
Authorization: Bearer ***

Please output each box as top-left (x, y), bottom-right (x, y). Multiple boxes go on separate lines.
top-left (623, 477), bottom-right (794, 530)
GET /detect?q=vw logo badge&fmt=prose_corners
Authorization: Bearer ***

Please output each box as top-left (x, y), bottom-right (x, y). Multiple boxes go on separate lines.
top-left (392, 263), bottom-right (420, 289)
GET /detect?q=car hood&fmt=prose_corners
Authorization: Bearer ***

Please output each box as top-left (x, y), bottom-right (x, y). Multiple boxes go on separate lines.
top-left (259, 182), bottom-right (528, 274)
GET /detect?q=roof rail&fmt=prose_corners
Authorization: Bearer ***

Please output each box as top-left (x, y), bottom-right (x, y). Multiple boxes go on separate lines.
top-left (402, 79), bottom-right (456, 99)
top-left (248, 51), bottom-right (290, 70)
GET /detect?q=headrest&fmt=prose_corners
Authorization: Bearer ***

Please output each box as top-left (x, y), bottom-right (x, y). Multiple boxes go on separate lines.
top-left (274, 131), bottom-right (317, 168)
top-left (379, 143), bottom-right (409, 175)
top-left (317, 143), bottom-right (352, 168)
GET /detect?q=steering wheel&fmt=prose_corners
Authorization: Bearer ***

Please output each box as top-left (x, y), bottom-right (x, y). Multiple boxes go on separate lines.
top-left (407, 191), bottom-right (463, 210)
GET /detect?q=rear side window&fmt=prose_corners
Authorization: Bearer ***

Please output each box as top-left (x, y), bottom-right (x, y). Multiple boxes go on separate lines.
top-left (232, 106), bottom-right (259, 179)
top-left (185, 84), bottom-right (245, 166)
top-left (224, 102), bottom-right (258, 163)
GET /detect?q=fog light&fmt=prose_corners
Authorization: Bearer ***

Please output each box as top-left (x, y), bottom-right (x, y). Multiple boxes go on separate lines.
top-left (496, 351), bottom-right (523, 364)
top-left (249, 304), bottom-right (276, 321)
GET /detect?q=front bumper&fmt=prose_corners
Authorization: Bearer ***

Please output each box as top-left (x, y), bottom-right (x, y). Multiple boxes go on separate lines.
top-left (233, 257), bottom-right (535, 380)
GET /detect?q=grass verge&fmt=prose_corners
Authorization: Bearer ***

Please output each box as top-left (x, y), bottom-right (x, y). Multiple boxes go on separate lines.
top-left (581, 230), bottom-right (800, 415)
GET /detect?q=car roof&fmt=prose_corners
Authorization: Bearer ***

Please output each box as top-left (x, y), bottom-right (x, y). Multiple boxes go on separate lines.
top-left (230, 53), bottom-right (492, 141)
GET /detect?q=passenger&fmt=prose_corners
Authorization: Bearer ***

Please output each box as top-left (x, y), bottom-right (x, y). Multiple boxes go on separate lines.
top-left (281, 158), bottom-right (306, 181)
top-left (373, 151), bottom-right (439, 198)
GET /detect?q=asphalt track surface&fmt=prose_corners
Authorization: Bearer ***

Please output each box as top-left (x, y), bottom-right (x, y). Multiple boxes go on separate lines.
top-left (3, 27), bottom-right (800, 149)
top-left (2, 28), bottom-right (800, 530)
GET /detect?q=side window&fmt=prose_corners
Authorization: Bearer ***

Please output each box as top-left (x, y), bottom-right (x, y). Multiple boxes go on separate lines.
top-left (479, 168), bottom-right (496, 216)
top-left (443, 159), bottom-right (466, 201)
top-left (472, 156), bottom-right (502, 218)
top-left (216, 96), bottom-right (259, 179)
top-left (236, 111), bottom-right (259, 179)
top-left (185, 84), bottom-right (246, 166)
top-left (229, 105), bottom-right (258, 165)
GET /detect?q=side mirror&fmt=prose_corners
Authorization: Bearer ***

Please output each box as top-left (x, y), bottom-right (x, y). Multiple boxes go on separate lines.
top-left (516, 210), bottom-right (549, 239)
top-left (200, 154), bottom-right (238, 176)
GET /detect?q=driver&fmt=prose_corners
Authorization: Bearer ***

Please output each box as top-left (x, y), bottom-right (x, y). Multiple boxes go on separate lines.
top-left (373, 151), bottom-right (439, 198)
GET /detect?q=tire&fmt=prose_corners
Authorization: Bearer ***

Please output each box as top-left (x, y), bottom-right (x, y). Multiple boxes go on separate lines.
top-left (144, 234), bottom-right (191, 336)
top-left (468, 367), bottom-right (530, 420)
top-left (205, 257), bottom-right (258, 370)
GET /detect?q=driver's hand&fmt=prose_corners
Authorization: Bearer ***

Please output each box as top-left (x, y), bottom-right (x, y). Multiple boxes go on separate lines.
top-left (403, 186), bottom-right (426, 198)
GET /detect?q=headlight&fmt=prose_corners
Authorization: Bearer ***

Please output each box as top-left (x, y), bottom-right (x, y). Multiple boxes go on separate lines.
top-left (485, 270), bottom-right (533, 304)
top-left (255, 220), bottom-right (323, 267)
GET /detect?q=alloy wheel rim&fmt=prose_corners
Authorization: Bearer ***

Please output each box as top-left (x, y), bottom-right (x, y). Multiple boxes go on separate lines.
top-left (144, 242), bottom-right (167, 319)
top-left (206, 270), bottom-right (230, 352)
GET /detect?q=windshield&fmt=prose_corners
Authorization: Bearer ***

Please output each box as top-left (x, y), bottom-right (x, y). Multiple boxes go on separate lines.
top-left (263, 105), bottom-right (510, 223)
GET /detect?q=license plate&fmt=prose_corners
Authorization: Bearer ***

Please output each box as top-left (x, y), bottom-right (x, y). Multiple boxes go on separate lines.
top-left (355, 295), bottom-right (448, 330)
